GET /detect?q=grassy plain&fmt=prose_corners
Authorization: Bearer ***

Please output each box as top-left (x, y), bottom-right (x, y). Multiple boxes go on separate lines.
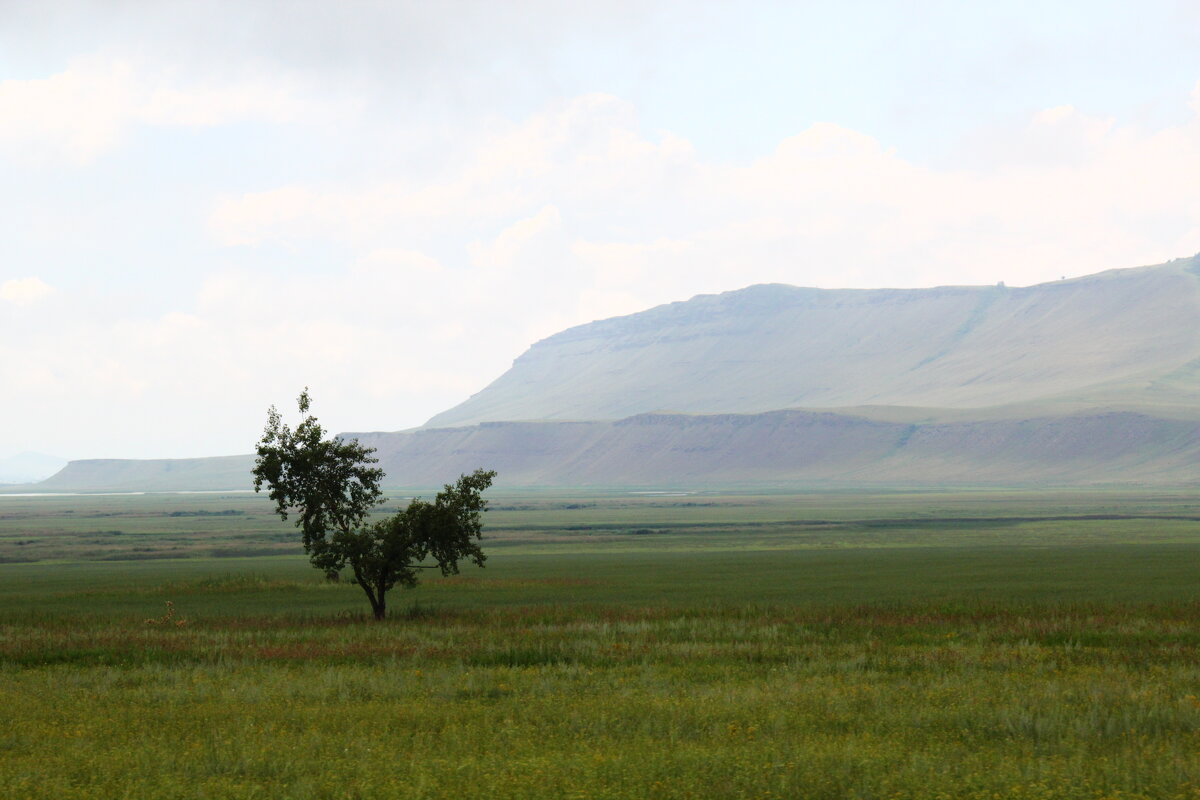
top-left (1, 489), bottom-right (1199, 799)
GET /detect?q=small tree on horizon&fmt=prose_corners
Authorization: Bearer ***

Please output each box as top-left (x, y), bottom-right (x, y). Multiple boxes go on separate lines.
top-left (252, 389), bottom-right (495, 620)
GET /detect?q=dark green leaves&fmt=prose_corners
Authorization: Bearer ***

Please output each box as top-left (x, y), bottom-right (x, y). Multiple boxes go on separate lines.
top-left (252, 388), bottom-right (384, 573)
top-left (252, 389), bottom-right (494, 618)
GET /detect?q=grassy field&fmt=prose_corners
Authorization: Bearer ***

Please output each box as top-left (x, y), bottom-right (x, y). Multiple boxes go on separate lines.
top-left (1, 489), bottom-right (1199, 799)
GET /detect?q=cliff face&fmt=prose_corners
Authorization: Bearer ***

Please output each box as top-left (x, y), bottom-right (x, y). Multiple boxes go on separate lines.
top-left (426, 261), bottom-right (1200, 428)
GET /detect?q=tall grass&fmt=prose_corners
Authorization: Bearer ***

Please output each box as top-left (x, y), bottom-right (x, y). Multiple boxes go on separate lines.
top-left (1, 491), bottom-right (1199, 798)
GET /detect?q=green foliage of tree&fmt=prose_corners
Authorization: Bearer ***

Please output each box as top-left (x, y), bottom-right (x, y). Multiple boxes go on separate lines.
top-left (253, 389), bottom-right (495, 619)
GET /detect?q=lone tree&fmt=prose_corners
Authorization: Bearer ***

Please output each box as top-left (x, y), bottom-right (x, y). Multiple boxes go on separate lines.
top-left (252, 389), bottom-right (496, 620)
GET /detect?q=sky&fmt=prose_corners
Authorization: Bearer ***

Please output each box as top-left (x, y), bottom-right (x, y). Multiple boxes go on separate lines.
top-left (4, 0), bottom-right (1200, 461)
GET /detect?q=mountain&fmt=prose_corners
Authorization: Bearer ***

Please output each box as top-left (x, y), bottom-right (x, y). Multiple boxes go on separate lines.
top-left (427, 259), bottom-right (1200, 428)
top-left (0, 452), bottom-right (68, 484)
top-left (19, 258), bottom-right (1200, 492)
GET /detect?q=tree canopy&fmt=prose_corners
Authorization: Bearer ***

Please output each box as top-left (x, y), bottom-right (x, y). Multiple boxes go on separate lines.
top-left (253, 389), bottom-right (495, 619)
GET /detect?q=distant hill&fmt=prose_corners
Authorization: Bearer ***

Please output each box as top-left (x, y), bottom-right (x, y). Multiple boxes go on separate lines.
top-left (427, 259), bottom-right (1200, 428)
top-left (30, 455), bottom-right (254, 493)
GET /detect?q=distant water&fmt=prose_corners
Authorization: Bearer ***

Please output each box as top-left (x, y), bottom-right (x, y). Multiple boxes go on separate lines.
top-left (0, 489), bottom-right (256, 498)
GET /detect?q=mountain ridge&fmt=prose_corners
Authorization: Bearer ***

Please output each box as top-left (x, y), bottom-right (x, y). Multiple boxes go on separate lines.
top-left (426, 259), bottom-right (1200, 428)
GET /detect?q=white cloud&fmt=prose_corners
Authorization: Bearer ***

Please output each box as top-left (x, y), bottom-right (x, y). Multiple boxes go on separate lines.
top-left (0, 277), bottom-right (55, 305)
top-left (207, 94), bottom-right (698, 249)
top-left (469, 206), bottom-right (562, 270)
top-left (0, 61), bottom-right (135, 164)
top-left (209, 91), bottom-right (1200, 304)
top-left (140, 79), bottom-right (315, 127)
top-left (0, 57), bottom-right (329, 165)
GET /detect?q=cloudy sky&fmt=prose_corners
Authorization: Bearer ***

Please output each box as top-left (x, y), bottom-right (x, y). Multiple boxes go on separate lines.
top-left (4, 0), bottom-right (1200, 461)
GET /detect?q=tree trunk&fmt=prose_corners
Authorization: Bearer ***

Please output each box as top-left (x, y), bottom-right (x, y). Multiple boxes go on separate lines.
top-left (352, 565), bottom-right (387, 621)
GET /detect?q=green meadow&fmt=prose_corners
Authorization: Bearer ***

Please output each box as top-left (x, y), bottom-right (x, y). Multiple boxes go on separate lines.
top-left (2, 489), bottom-right (1199, 799)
